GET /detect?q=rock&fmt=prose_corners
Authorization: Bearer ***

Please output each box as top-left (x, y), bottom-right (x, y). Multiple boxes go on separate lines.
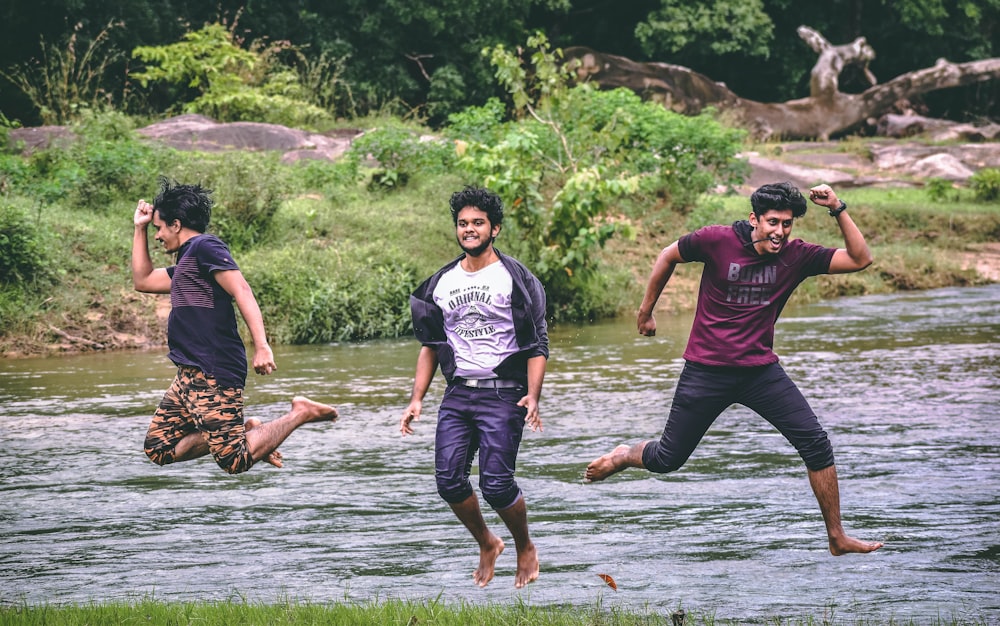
top-left (742, 153), bottom-right (859, 191)
top-left (906, 153), bottom-right (975, 180)
top-left (134, 114), bottom-right (361, 163)
top-left (7, 125), bottom-right (76, 153)
top-left (869, 142), bottom-right (1000, 173)
top-left (877, 113), bottom-right (1000, 142)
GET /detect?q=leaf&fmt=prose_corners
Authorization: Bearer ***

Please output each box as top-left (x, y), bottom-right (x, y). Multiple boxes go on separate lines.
top-left (597, 573), bottom-right (618, 590)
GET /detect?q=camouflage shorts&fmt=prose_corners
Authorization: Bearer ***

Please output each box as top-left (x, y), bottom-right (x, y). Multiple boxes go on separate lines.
top-left (144, 366), bottom-right (254, 474)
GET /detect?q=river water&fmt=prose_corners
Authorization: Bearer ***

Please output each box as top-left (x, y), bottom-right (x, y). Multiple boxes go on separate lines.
top-left (1, 285), bottom-right (998, 622)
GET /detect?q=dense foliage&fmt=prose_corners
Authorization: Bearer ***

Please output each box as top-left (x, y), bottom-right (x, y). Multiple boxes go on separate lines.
top-left (0, 36), bottom-right (748, 347)
top-left (1, 0), bottom-right (996, 126)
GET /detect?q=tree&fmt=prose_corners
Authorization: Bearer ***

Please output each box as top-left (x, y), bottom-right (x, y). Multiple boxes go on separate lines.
top-left (131, 23), bottom-right (331, 127)
top-left (564, 25), bottom-right (1000, 140)
top-left (449, 34), bottom-right (746, 319)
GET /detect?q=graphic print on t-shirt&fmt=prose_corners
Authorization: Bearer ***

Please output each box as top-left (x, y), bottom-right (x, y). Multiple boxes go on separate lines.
top-left (725, 262), bottom-right (778, 305)
top-left (445, 287), bottom-right (497, 338)
top-left (433, 261), bottom-right (517, 378)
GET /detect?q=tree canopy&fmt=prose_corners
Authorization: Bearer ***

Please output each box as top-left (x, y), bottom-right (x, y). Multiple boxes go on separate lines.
top-left (0, 0), bottom-right (996, 126)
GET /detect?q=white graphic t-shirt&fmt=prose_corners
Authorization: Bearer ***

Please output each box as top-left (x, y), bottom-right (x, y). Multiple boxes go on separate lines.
top-left (433, 260), bottom-right (518, 379)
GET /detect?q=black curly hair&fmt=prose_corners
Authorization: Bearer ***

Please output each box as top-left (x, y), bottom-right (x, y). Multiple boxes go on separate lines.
top-left (750, 181), bottom-right (808, 219)
top-left (449, 185), bottom-right (504, 227)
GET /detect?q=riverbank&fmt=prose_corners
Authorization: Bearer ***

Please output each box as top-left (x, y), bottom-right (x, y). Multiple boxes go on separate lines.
top-left (1, 597), bottom-right (992, 625)
top-left (1, 133), bottom-right (998, 359)
top-left (3, 188), bottom-right (998, 360)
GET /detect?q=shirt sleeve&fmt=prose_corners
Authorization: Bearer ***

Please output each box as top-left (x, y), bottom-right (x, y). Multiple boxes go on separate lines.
top-left (678, 225), bottom-right (723, 263)
top-left (195, 236), bottom-right (241, 274)
top-left (796, 241), bottom-right (838, 277)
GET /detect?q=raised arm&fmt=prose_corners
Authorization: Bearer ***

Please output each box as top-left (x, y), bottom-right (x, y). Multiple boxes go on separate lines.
top-left (808, 184), bottom-right (873, 274)
top-left (637, 241), bottom-right (686, 337)
top-left (131, 200), bottom-right (172, 294)
top-left (213, 269), bottom-right (276, 376)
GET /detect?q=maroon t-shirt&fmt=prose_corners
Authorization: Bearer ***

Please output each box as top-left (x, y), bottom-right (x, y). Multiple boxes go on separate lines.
top-left (677, 222), bottom-right (836, 367)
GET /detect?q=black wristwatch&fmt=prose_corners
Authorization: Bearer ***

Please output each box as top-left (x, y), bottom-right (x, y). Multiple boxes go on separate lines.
top-left (829, 201), bottom-right (847, 217)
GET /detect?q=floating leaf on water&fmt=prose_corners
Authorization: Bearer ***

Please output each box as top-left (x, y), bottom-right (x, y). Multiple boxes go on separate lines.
top-left (597, 573), bottom-right (617, 590)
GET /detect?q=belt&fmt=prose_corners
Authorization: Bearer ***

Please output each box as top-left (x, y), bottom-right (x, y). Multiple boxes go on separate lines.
top-left (454, 377), bottom-right (523, 389)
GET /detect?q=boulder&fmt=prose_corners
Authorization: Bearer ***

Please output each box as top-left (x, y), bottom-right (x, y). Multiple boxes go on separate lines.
top-left (134, 114), bottom-right (361, 163)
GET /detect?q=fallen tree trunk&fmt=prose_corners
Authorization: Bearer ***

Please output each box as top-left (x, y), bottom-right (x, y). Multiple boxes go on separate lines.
top-left (565, 26), bottom-right (1000, 140)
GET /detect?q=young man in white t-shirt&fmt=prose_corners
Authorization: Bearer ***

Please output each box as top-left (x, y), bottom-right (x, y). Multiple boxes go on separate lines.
top-left (401, 186), bottom-right (549, 589)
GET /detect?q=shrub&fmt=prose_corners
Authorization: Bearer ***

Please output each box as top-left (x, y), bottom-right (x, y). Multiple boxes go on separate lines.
top-left (0, 202), bottom-right (56, 286)
top-left (131, 23), bottom-right (333, 128)
top-left (447, 33), bottom-right (746, 320)
top-left (0, 21), bottom-right (125, 124)
top-left (346, 125), bottom-right (457, 192)
top-left (924, 177), bottom-right (954, 202)
top-left (70, 115), bottom-right (171, 212)
top-left (167, 152), bottom-right (288, 252)
top-left (245, 244), bottom-right (417, 343)
top-left (969, 167), bottom-right (1000, 203)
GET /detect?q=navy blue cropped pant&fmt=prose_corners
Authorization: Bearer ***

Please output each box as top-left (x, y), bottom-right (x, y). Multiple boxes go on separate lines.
top-left (642, 361), bottom-right (835, 473)
top-left (435, 384), bottom-right (527, 511)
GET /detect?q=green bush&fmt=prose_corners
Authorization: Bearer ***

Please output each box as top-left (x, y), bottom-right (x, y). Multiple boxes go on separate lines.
top-left (131, 23), bottom-right (333, 128)
top-left (3, 113), bottom-right (172, 211)
top-left (925, 177), bottom-right (954, 202)
top-left (346, 125), bottom-right (457, 192)
top-left (685, 197), bottom-right (748, 231)
top-left (167, 152), bottom-right (288, 252)
top-left (245, 244), bottom-right (417, 343)
top-left (0, 202), bottom-right (56, 286)
top-left (969, 167), bottom-right (1000, 203)
top-left (446, 33), bottom-right (746, 320)
top-left (0, 152), bottom-right (31, 195)
top-left (445, 97), bottom-right (508, 145)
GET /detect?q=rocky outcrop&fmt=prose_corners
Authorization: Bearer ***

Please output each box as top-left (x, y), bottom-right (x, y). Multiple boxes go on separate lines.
top-left (9, 115), bottom-right (998, 192)
top-left (134, 114), bottom-right (362, 163)
top-left (739, 141), bottom-right (1000, 192)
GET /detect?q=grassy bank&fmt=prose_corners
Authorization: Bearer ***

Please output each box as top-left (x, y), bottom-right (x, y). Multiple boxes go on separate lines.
top-left (0, 597), bottom-right (991, 626)
top-left (1, 117), bottom-right (998, 358)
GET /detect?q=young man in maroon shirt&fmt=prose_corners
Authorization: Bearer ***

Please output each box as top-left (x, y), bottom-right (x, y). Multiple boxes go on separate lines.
top-left (585, 182), bottom-right (883, 555)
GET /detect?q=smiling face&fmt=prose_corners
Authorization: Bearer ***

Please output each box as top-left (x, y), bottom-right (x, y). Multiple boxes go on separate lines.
top-left (151, 210), bottom-right (183, 253)
top-left (455, 206), bottom-right (500, 258)
top-left (749, 208), bottom-right (795, 255)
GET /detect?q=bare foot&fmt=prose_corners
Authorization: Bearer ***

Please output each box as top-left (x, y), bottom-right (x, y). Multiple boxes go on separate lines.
top-left (514, 542), bottom-right (539, 589)
top-left (245, 418), bottom-right (283, 468)
top-left (584, 444), bottom-right (633, 483)
top-left (830, 534), bottom-right (884, 555)
top-left (473, 534), bottom-right (505, 588)
top-left (291, 396), bottom-right (338, 423)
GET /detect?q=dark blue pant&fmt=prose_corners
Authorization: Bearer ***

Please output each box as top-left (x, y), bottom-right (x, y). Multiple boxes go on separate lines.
top-left (642, 361), bottom-right (835, 473)
top-left (435, 384), bottom-right (527, 510)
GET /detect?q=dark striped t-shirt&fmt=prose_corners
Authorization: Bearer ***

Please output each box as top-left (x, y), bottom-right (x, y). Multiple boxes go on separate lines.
top-left (165, 234), bottom-right (247, 388)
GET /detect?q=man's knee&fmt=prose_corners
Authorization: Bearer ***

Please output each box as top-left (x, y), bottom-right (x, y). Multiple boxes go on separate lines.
top-left (144, 446), bottom-right (174, 466)
top-left (799, 437), bottom-right (835, 471)
top-left (436, 476), bottom-right (474, 503)
top-left (480, 476), bottom-right (519, 510)
top-left (215, 450), bottom-right (254, 475)
top-left (642, 441), bottom-right (687, 474)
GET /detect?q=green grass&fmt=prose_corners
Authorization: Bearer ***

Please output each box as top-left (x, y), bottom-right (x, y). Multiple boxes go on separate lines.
top-left (0, 597), bottom-right (992, 626)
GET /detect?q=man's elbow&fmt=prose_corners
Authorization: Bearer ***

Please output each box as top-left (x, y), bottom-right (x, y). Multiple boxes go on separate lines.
top-left (852, 252), bottom-right (874, 272)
